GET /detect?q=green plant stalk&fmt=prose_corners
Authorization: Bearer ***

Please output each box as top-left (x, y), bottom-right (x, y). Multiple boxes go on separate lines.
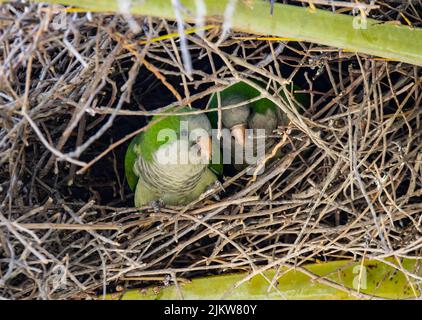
top-left (29, 0), bottom-right (422, 67)
top-left (107, 259), bottom-right (422, 300)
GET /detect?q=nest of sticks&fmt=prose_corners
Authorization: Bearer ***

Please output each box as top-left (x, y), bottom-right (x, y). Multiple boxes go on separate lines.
top-left (0, 0), bottom-right (421, 299)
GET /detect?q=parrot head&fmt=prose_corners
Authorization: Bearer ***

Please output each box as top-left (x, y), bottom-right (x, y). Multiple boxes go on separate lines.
top-left (207, 80), bottom-right (308, 148)
top-left (218, 93), bottom-right (251, 148)
top-left (207, 81), bottom-right (278, 147)
top-left (125, 107), bottom-right (213, 191)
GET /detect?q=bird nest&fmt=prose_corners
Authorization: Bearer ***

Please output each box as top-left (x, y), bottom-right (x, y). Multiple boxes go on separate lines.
top-left (0, 1), bottom-right (421, 299)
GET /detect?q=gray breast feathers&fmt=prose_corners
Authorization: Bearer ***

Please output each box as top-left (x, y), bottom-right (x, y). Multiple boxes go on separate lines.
top-left (134, 155), bottom-right (206, 196)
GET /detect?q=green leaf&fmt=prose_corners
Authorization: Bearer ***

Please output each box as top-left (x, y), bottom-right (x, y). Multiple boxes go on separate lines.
top-left (208, 80), bottom-right (308, 125)
top-left (31, 0), bottom-right (422, 67)
top-left (106, 258), bottom-right (422, 300)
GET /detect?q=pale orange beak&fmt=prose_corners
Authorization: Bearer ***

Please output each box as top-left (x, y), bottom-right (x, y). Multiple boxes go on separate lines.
top-left (231, 124), bottom-right (247, 147)
top-left (196, 135), bottom-right (212, 161)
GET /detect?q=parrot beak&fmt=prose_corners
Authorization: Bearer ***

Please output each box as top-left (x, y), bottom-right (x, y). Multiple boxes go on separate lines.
top-left (231, 124), bottom-right (246, 147)
top-left (196, 135), bottom-right (212, 161)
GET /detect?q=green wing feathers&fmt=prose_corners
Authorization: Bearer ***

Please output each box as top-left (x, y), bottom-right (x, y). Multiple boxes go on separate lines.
top-left (124, 133), bottom-right (142, 192)
top-left (207, 80), bottom-right (309, 122)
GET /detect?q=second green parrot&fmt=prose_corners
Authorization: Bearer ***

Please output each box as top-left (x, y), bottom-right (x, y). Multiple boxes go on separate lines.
top-left (207, 80), bottom-right (307, 170)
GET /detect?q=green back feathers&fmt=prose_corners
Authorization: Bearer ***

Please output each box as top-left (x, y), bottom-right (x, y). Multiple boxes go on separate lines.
top-left (208, 81), bottom-right (260, 128)
top-left (251, 97), bottom-right (277, 115)
top-left (207, 80), bottom-right (309, 123)
top-left (250, 82), bottom-right (309, 114)
top-left (273, 82), bottom-right (309, 113)
top-left (140, 113), bottom-right (182, 162)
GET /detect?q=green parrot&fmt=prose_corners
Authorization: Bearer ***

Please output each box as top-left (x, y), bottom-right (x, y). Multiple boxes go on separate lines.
top-left (124, 107), bottom-right (220, 207)
top-left (207, 80), bottom-right (308, 170)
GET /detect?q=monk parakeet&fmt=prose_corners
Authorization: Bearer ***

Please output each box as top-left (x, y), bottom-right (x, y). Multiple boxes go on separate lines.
top-left (207, 80), bottom-right (307, 170)
top-left (124, 107), bottom-right (219, 207)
